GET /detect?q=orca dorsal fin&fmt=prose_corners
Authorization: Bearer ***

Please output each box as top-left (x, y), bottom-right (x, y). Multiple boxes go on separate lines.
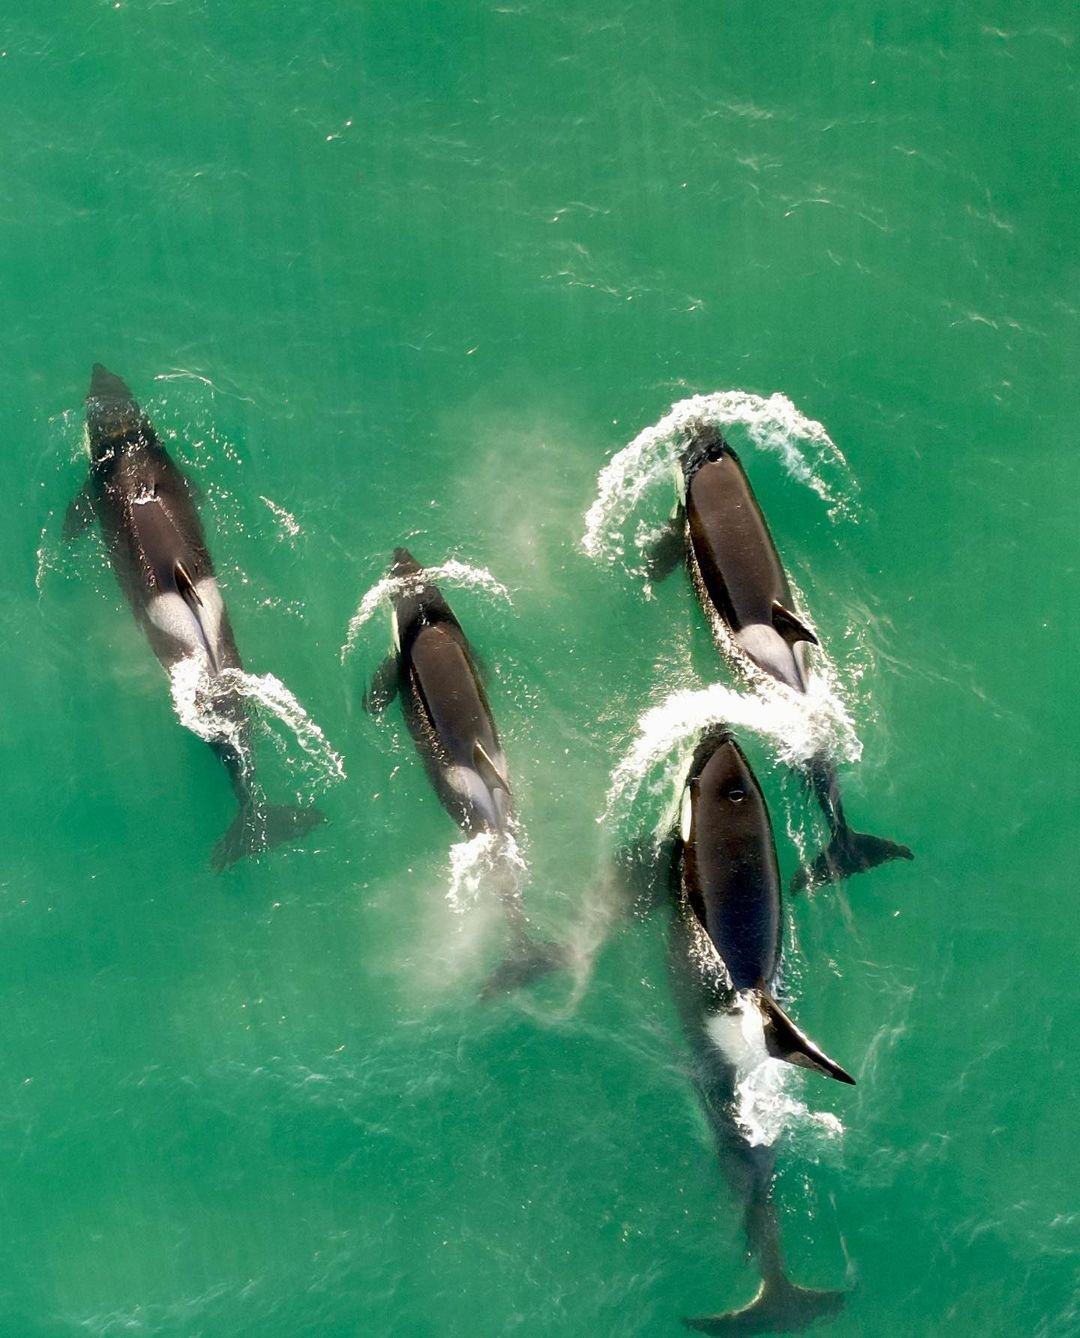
top-left (174, 560), bottom-right (204, 609)
top-left (771, 601), bottom-right (818, 648)
top-left (473, 741), bottom-right (511, 795)
top-left (754, 986), bottom-right (855, 1085)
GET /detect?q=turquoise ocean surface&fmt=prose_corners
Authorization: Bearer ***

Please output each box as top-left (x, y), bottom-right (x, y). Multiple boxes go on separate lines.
top-left (1, 3), bottom-right (1077, 1334)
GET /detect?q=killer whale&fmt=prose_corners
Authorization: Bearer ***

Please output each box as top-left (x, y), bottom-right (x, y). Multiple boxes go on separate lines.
top-left (65, 364), bottom-right (323, 868)
top-left (650, 422), bottom-right (912, 890)
top-left (667, 728), bottom-right (852, 1333)
top-left (365, 549), bottom-right (558, 992)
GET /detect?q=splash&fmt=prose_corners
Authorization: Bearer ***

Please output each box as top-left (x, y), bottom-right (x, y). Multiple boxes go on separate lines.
top-left (582, 390), bottom-right (857, 565)
top-left (445, 829), bottom-right (526, 915)
top-left (682, 848), bottom-right (843, 1153)
top-left (604, 679), bottom-right (860, 843)
top-left (340, 561), bottom-right (513, 663)
top-left (169, 655), bottom-right (346, 791)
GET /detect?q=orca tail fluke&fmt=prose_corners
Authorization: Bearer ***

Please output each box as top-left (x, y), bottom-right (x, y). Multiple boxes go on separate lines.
top-left (211, 801), bottom-right (325, 871)
top-left (480, 936), bottom-right (564, 999)
top-left (792, 828), bottom-right (913, 892)
top-left (682, 1275), bottom-right (846, 1335)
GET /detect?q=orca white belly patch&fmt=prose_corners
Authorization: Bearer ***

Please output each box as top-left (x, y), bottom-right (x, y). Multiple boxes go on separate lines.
top-left (194, 578), bottom-right (225, 660)
top-left (445, 764), bottom-right (499, 829)
top-left (148, 577), bottom-right (225, 668)
top-left (735, 623), bottom-right (804, 692)
top-left (706, 997), bottom-right (767, 1068)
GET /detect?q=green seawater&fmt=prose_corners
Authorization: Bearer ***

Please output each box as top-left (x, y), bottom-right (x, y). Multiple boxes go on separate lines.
top-left (1, 3), bottom-right (1077, 1335)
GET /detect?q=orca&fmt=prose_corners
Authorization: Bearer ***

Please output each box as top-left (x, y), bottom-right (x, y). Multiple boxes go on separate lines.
top-left (365, 549), bottom-right (558, 992)
top-left (668, 728), bottom-right (852, 1333)
top-left (65, 364), bottom-right (323, 869)
top-left (649, 423), bottom-right (912, 889)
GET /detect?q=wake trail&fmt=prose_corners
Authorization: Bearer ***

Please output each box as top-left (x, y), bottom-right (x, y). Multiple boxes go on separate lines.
top-left (169, 656), bottom-right (346, 791)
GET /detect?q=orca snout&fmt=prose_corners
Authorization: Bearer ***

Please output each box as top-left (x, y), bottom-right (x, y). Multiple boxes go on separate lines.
top-left (86, 364), bottom-right (144, 452)
top-left (702, 737), bottom-right (754, 793)
top-left (87, 363), bottom-right (133, 403)
top-left (681, 422), bottom-right (731, 474)
top-left (391, 547), bottom-right (422, 579)
top-left (688, 727), bottom-right (743, 787)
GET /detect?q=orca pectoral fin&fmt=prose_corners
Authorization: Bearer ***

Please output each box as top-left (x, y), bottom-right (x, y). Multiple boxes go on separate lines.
top-left (363, 655), bottom-right (400, 715)
top-left (771, 601), bottom-right (818, 648)
top-left (755, 988), bottom-right (855, 1085)
top-left (472, 740), bottom-right (511, 796)
top-left (62, 482), bottom-right (95, 541)
top-left (683, 1275), bottom-right (847, 1335)
top-left (643, 505), bottom-right (686, 581)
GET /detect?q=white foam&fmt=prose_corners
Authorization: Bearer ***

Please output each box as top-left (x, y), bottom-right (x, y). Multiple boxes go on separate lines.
top-left (707, 992), bottom-right (844, 1151)
top-left (340, 561), bottom-right (513, 663)
top-left (445, 829), bottom-right (526, 915)
top-left (603, 679), bottom-right (860, 842)
top-left (582, 389), bottom-right (857, 565)
top-left (168, 656), bottom-right (346, 791)
top-left (36, 526), bottom-right (60, 594)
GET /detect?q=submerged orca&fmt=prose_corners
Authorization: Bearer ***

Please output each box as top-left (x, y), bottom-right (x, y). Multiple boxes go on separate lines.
top-left (65, 364), bottom-right (323, 868)
top-left (649, 423), bottom-right (912, 889)
top-left (669, 728), bottom-right (852, 1333)
top-left (365, 549), bottom-right (558, 992)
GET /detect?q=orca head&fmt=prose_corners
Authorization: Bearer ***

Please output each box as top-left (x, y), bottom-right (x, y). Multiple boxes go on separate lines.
top-left (387, 547), bottom-right (428, 646)
top-left (86, 364), bottom-right (152, 460)
top-left (680, 422), bottom-right (735, 482)
top-left (685, 725), bottom-right (738, 793)
top-left (682, 730), bottom-right (769, 954)
top-left (391, 547), bottom-right (423, 580)
top-left (690, 732), bottom-right (761, 821)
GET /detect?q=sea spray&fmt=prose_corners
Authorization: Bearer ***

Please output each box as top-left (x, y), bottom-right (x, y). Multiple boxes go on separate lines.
top-left (259, 495), bottom-right (301, 542)
top-left (582, 389), bottom-right (858, 568)
top-left (341, 561), bottom-right (512, 663)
